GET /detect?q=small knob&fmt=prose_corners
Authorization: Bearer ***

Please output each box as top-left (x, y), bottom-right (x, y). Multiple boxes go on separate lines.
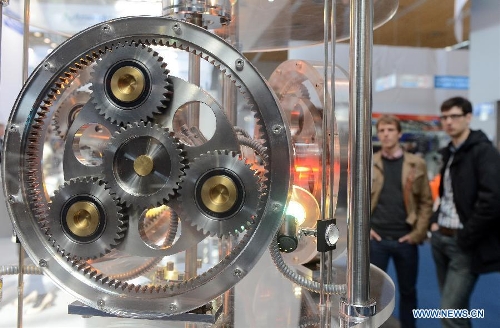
top-left (325, 224), bottom-right (340, 247)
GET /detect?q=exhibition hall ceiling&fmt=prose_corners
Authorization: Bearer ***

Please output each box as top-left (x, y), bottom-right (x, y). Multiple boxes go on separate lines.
top-left (372, 0), bottom-right (470, 49)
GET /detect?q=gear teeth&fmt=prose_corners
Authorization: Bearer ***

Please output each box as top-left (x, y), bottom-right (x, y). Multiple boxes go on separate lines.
top-left (102, 121), bottom-right (185, 209)
top-left (46, 176), bottom-right (127, 261)
top-left (90, 42), bottom-right (172, 126)
top-left (179, 150), bottom-right (262, 237)
top-left (18, 26), bottom-right (281, 307)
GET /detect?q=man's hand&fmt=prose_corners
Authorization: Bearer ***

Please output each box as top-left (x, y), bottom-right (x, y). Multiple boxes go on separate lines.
top-left (430, 223), bottom-right (439, 232)
top-left (398, 234), bottom-right (415, 244)
top-left (370, 229), bottom-right (382, 241)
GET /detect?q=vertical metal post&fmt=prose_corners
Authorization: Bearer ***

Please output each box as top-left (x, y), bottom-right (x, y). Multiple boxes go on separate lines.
top-left (16, 1), bottom-right (30, 327)
top-left (221, 3), bottom-right (239, 324)
top-left (221, 237), bottom-right (234, 325)
top-left (319, 0), bottom-right (337, 327)
top-left (340, 0), bottom-right (376, 325)
top-left (22, 0), bottom-right (29, 83)
top-left (1, 0), bottom-right (10, 82)
top-left (188, 42), bottom-right (201, 126)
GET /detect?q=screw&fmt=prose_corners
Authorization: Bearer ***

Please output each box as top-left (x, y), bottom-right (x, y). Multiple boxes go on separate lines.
top-left (97, 299), bottom-right (105, 308)
top-left (38, 259), bottom-right (48, 267)
top-left (233, 268), bottom-right (243, 278)
top-left (101, 24), bottom-right (111, 32)
top-left (169, 303), bottom-right (178, 312)
top-left (272, 202), bottom-right (282, 213)
top-left (9, 124), bottom-right (18, 133)
top-left (8, 195), bottom-right (17, 204)
top-left (43, 62), bottom-right (52, 71)
top-left (235, 58), bottom-right (245, 71)
top-left (272, 124), bottom-right (283, 134)
top-left (173, 23), bottom-right (181, 35)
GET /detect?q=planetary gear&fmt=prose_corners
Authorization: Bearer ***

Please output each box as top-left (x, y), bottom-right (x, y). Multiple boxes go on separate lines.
top-left (90, 42), bottom-right (172, 126)
top-left (47, 177), bottom-right (127, 260)
top-left (179, 150), bottom-right (263, 237)
top-left (53, 91), bottom-right (91, 138)
top-left (102, 121), bottom-right (185, 208)
top-left (4, 16), bottom-right (291, 317)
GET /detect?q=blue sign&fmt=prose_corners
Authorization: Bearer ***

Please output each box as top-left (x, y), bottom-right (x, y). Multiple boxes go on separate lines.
top-left (434, 75), bottom-right (469, 90)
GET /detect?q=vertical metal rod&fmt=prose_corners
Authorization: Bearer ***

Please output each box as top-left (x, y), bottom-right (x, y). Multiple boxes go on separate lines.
top-left (319, 1), bottom-right (336, 327)
top-left (22, 0), bottom-right (29, 82)
top-left (17, 1), bottom-right (30, 327)
top-left (184, 247), bottom-right (197, 280)
top-left (184, 14), bottom-right (203, 284)
top-left (188, 52), bottom-right (201, 125)
top-left (346, 0), bottom-right (373, 307)
top-left (221, 4), bottom-right (239, 324)
top-left (221, 237), bottom-right (234, 325)
top-left (0, 0), bottom-right (9, 83)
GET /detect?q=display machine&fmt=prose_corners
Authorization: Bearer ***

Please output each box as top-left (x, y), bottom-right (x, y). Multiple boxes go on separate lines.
top-left (1, 0), bottom-right (398, 326)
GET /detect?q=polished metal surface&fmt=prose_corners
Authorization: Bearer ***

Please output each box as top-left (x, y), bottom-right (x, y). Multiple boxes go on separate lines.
top-left (47, 177), bottom-right (126, 260)
top-left (65, 200), bottom-right (100, 238)
top-left (179, 150), bottom-right (262, 237)
top-left (90, 43), bottom-right (172, 126)
top-left (109, 66), bottom-right (146, 103)
top-left (102, 122), bottom-right (184, 208)
top-left (2, 16), bottom-right (292, 318)
top-left (343, 0), bottom-right (375, 323)
top-left (163, 0), bottom-right (232, 29)
top-left (200, 175), bottom-right (238, 213)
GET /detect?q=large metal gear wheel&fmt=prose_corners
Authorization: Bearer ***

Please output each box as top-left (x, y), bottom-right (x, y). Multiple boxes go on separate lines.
top-left (90, 42), bottom-right (172, 126)
top-left (102, 121), bottom-right (184, 208)
top-left (3, 17), bottom-right (292, 318)
top-left (179, 150), bottom-right (262, 237)
top-left (47, 177), bottom-right (127, 260)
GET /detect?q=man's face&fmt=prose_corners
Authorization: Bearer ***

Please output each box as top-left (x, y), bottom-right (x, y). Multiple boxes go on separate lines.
top-left (377, 122), bottom-right (401, 151)
top-left (440, 106), bottom-right (471, 139)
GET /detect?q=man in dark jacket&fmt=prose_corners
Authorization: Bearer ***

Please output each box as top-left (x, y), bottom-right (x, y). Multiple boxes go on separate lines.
top-left (430, 96), bottom-right (500, 328)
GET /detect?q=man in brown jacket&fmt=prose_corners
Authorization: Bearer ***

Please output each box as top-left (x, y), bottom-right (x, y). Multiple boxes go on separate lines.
top-left (370, 115), bottom-right (433, 328)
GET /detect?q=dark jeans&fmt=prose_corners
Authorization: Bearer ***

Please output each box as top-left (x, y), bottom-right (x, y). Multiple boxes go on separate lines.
top-left (431, 230), bottom-right (478, 328)
top-left (370, 239), bottom-right (418, 328)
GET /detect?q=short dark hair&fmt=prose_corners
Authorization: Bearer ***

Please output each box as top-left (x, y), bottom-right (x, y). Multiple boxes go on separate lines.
top-left (376, 114), bottom-right (402, 133)
top-left (440, 96), bottom-right (472, 115)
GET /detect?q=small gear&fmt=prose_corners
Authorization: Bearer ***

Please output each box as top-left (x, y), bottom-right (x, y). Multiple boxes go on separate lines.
top-left (90, 42), bottom-right (172, 125)
top-left (102, 122), bottom-right (184, 208)
top-left (47, 177), bottom-right (127, 260)
top-left (53, 91), bottom-right (91, 138)
top-left (178, 150), bottom-right (262, 237)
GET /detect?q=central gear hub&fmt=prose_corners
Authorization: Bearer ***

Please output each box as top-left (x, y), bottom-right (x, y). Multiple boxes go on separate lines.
top-left (66, 200), bottom-right (100, 237)
top-left (134, 154), bottom-right (154, 177)
top-left (102, 122), bottom-right (184, 209)
top-left (200, 175), bottom-right (238, 213)
top-left (110, 66), bottom-right (146, 103)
